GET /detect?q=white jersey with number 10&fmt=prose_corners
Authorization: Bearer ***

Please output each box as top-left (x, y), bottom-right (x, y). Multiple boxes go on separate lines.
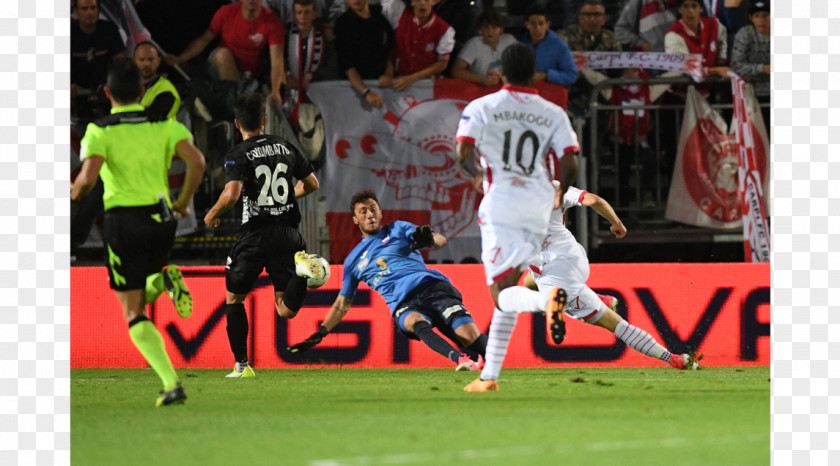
top-left (456, 85), bottom-right (579, 234)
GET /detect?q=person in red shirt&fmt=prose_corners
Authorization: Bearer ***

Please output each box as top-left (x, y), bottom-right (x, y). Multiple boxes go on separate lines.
top-left (381, 0), bottom-right (455, 91)
top-left (169, 0), bottom-right (287, 108)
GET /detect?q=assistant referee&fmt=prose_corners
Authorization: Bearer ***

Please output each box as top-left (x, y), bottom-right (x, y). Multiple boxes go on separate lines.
top-left (71, 60), bottom-right (206, 407)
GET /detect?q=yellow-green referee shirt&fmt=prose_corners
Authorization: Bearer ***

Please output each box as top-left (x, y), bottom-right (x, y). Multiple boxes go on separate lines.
top-left (79, 104), bottom-right (192, 211)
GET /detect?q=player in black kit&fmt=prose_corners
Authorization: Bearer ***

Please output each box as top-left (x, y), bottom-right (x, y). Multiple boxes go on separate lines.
top-left (204, 92), bottom-right (321, 378)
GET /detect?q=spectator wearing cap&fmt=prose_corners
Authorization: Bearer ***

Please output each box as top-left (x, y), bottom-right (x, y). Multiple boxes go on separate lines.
top-left (731, 0), bottom-right (770, 134)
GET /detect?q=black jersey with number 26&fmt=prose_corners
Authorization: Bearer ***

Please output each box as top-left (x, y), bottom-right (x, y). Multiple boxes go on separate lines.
top-left (224, 134), bottom-right (314, 227)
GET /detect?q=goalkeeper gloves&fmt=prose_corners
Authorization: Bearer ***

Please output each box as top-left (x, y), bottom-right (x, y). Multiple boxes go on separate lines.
top-left (287, 325), bottom-right (329, 353)
top-left (410, 225), bottom-right (435, 250)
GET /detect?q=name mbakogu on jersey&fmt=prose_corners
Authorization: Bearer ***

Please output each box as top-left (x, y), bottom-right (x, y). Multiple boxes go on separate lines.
top-left (224, 134), bottom-right (314, 227)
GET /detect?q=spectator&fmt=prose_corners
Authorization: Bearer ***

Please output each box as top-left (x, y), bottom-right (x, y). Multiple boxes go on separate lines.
top-left (335, 0), bottom-right (394, 109)
top-left (730, 0), bottom-right (770, 136)
top-left (664, 0), bottom-right (731, 87)
top-left (614, 0), bottom-right (679, 52)
top-left (284, 0), bottom-right (338, 122)
top-left (608, 68), bottom-right (657, 207)
top-left (71, 0), bottom-right (126, 119)
top-left (432, 0), bottom-right (475, 77)
top-left (168, 0), bottom-right (287, 109)
top-left (657, 0), bottom-right (731, 195)
top-left (264, 0), bottom-right (331, 24)
top-left (450, 9), bottom-right (517, 86)
top-left (559, 0), bottom-right (623, 114)
top-left (702, 0), bottom-right (749, 57)
top-left (519, 4), bottom-right (578, 88)
top-left (135, 42), bottom-right (181, 120)
top-left (381, 0), bottom-right (455, 91)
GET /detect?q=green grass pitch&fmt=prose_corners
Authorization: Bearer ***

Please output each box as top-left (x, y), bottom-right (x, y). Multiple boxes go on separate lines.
top-left (71, 367), bottom-right (769, 465)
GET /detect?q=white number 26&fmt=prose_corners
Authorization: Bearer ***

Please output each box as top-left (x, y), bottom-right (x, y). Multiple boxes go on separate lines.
top-left (255, 163), bottom-right (290, 206)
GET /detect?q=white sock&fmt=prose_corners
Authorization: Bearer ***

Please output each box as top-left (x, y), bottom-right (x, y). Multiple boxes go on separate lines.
top-left (235, 361), bottom-right (250, 372)
top-left (479, 308), bottom-right (517, 381)
top-left (614, 320), bottom-right (670, 362)
top-left (498, 286), bottom-right (546, 314)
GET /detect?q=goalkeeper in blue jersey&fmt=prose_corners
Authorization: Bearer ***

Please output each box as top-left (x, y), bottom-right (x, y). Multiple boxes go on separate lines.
top-left (288, 189), bottom-right (488, 371)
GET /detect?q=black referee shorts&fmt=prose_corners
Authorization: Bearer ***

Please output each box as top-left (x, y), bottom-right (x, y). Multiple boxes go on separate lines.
top-left (103, 205), bottom-right (176, 291)
top-left (226, 221), bottom-right (306, 295)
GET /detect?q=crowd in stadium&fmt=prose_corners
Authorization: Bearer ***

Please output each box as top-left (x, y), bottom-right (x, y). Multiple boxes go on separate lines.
top-left (70, 0), bottom-right (771, 263)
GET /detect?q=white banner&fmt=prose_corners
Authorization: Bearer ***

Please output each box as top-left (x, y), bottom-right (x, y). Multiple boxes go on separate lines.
top-left (572, 51), bottom-right (704, 81)
top-left (731, 75), bottom-right (771, 262)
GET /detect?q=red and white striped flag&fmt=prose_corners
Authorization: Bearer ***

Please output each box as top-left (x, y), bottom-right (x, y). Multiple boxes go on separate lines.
top-left (731, 74), bottom-right (771, 262)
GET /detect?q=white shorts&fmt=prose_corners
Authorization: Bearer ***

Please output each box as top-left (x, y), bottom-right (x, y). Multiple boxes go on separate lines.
top-left (530, 242), bottom-right (606, 324)
top-left (479, 223), bottom-right (543, 286)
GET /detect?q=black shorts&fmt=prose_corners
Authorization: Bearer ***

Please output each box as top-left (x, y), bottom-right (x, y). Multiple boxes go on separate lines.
top-left (103, 205), bottom-right (176, 291)
top-left (226, 221), bottom-right (306, 295)
top-left (392, 279), bottom-right (475, 341)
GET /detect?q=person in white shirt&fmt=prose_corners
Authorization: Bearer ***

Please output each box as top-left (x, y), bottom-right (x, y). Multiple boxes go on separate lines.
top-left (455, 43), bottom-right (579, 392)
top-left (525, 182), bottom-right (702, 371)
top-left (451, 8), bottom-right (518, 86)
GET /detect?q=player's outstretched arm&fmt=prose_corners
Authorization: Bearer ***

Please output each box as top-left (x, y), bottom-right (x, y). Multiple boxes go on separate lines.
top-left (582, 192), bottom-right (627, 239)
top-left (70, 156), bottom-right (104, 201)
top-left (558, 151), bottom-right (579, 198)
top-left (204, 180), bottom-right (242, 228)
top-left (288, 295), bottom-right (353, 352)
top-left (294, 173), bottom-right (320, 199)
top-left (173, 138), bottom-right (207, 216)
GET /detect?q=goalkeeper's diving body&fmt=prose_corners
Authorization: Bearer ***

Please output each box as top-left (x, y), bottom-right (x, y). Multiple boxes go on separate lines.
top-left (288, 189), bottom-right (488, 371)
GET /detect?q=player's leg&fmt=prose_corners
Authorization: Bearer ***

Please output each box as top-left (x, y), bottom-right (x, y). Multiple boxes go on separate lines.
top-left (119, 289), bottom-right (184, 405)
top-left (589, 295), bottom-right (700, 370)
top-left (399, 311), bottom-right (466, 366)
top-left (223, 232), bottom-right (264, 378)
top-left (145, 264), bottom-right (193, 319)
top-left (270, 227), bottom-right (309, 319)
top-left (423, 283), bottom-right (487, 370)
top-left (106, 207), bottom-right (185, 406)
top-left (467, 271), bottom-right (523, 390)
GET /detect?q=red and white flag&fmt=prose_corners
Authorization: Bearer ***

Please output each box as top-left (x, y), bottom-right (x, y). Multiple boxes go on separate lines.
top-left (665, 86), bottom-right (769, 232)
top-left (731, 75), bottom-right (771, 262)
top-left (307, 79), bottom-right (568, 263)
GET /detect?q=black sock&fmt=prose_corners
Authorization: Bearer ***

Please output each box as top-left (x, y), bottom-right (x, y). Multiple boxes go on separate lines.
top-left (466, 333), bottom-right (488, 358)
top-left (412, 320), bottom-right (461, 363)
top-left (225, 303), bottom-right (249, 364)
top-left (283, 276), bottom-right (308, 312)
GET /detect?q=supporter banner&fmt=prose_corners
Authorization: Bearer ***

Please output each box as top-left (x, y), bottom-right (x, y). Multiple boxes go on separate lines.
top-left (71, 263), bottom-right (770, 369)
top-left (307, 79), bottom-right (568, 264)
top-left (731, 75), bottom-right (771, 262)
top-left (572, 51), bottom-right (703, 81)
top-left (665, 86), bottom-right (769, 228)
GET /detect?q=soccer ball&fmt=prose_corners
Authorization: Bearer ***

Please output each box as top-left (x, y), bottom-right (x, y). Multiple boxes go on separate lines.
top-left (304, 255), bottom-right (330, 289)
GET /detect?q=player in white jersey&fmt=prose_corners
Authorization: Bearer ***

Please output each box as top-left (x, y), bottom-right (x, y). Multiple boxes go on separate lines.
top-left (526, 182), bottom-right (701, 371)
top-left (455, 43), bottom-right (579, 392)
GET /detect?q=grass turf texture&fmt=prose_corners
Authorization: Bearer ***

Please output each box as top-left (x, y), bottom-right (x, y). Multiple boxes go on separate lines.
top-left (72, 367), bottom-right (769, 465)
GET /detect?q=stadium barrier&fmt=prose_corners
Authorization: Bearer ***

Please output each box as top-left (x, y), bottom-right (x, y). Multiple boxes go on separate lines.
top-left (72, 263), bottom-right (769, 369)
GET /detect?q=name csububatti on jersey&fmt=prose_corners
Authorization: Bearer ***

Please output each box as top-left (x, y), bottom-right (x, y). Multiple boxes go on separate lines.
top-left (492, 111), bottom-right (553, 127)
top-left (245, 142), bottom-right (290, 160)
